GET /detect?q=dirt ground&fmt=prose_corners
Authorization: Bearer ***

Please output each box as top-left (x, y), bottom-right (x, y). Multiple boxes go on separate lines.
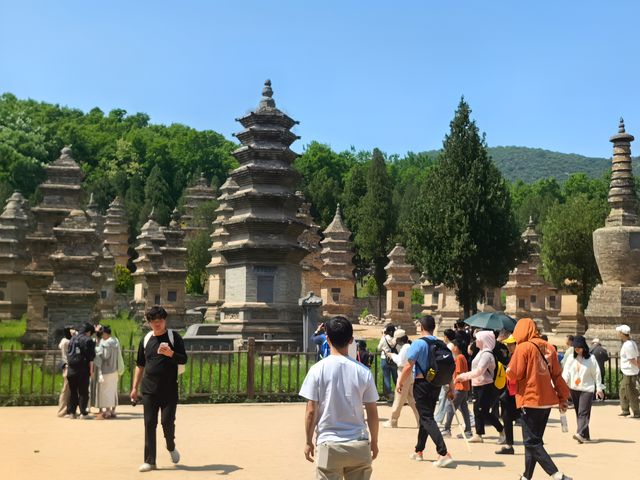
top-left (1, 401), bottom-right (637, 480)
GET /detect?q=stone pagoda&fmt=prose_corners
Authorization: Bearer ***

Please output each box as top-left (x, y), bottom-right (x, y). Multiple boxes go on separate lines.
top-left (85, 193), bottom-right (104, 235)
top-left (131, 209), bottom-right (166, 320)
top-left (296, 191), bottom-right (323, 298)
top-left (204, 177), bottom-right (238, 324)
top-left (0, 192), bottom-right (31, 319)
top-left (504, 217), bottom-right (560, 332)
top-left (216, 80), bottom-right (308, 343)
top-left (158, 208), bottom-right (188, 327)
top-left (320, 205), bottom-right (355, 320)
top-left (44, 209), bottom-right (101, 345)
top-left (96, 245), bottom-right (117, 319)
top-left (383, 244), bottom-right (416, 331)
top-left (586, 119), bottom-right (640, 350)
top-left (182, 173), bottom-right (217, 241)
top-left (103, 196), bottom-right (129, 267)
top-left (23, 147), bottom-right (84, 346)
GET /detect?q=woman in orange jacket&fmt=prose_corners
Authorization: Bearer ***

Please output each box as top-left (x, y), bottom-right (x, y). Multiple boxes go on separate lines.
top-left (506, 318), bottom-right (571, 480)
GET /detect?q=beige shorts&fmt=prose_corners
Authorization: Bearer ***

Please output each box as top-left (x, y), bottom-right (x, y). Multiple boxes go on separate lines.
top-left (316, 440), bottom-right (372, 480)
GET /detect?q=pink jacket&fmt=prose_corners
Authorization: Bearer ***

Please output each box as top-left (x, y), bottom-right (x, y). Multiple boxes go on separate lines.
top-left (457, 331), bottom-right (496, 387)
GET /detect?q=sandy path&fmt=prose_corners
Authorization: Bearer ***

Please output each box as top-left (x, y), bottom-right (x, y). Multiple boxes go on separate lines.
top-left (0, 402), bottom-right (637, 479)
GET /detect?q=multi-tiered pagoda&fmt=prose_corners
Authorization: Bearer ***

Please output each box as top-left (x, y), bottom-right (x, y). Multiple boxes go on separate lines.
top-left (204, 177), bottom-right (238, 324)
top-left (296, 191), bottom-right (323, 298)
top-left (103, 196), bottom-right (129, 267)
top-left (216, 80), bottom-right (307, 343)
top-left (320, 205), bottom-right (355, 319)
top-left (383, 244), bottom-right (416, 332)
top-left (182, 174), bottom-right (217, 241)
top-left (0, 192), bottom-right (31, 319)
top-left (23, 147), bottom-right (84, 346)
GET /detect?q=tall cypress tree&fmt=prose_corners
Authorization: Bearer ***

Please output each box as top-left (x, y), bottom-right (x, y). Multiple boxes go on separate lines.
top-left (139, 165), bottom-right (172, 227)
top-left (355, 148), bottom-right (394, 319)
top-left (404, 98), bottom-right (521, 317)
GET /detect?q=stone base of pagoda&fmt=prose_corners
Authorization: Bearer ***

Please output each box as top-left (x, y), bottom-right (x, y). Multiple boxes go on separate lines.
top-left (585, 284), bottom-right (640, 352)
top-left (217, 302), bottom-right (303, 346)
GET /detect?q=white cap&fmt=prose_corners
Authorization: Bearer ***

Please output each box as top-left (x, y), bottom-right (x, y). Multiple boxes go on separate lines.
top-left (616, 325), bottom-right (631, 335)
top-left (393, 328), bottom-right (407, 340)
top-left (591, 338), bottom-right (600, 344)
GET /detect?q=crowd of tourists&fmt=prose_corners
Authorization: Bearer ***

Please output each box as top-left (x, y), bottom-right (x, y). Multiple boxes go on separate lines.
top-left (300, 315), bottom-right (640, 480)
top-left (54, 308), bottom-right (638, 477)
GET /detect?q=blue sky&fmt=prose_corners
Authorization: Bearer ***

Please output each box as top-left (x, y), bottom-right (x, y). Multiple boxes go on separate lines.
top-left (1, 0), bottom-right (638, 158)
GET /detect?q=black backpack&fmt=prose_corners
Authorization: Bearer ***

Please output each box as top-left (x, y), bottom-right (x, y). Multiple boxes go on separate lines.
top-left (67, 335), bottom-right (88, 368)
top-left (416, 337), bottom-right (455, 387)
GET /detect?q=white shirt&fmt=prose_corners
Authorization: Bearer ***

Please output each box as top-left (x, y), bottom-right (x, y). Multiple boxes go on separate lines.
top-left (389, 342), bottom-right (411, 374)
top-left (620, 340), bottom-right (640, 376)
top-left (562, 354), bottom-right (604, 393)
top-left (377, 334), bottom-right (395, 360)
top-left (299, 354), bottom-right (379, 444)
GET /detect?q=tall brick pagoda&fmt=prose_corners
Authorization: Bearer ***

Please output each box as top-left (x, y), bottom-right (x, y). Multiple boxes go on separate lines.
top-left (182, 173), bottom-right (217, 241)
top-left (103, 196), bottom-right (129, 267)
top-left (216, 80), bottom-right (307, 343)
top-left (23, 147), bottom-right (84, 346)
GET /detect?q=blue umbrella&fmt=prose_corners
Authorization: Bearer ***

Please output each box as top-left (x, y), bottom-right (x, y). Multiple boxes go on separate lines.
top-left (463, 312), bottom-right (517, 332)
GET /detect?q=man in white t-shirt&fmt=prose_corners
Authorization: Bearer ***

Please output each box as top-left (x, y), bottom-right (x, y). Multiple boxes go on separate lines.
top-left (299, 316), bottom-right (379, 479)
top-left (616, 325), bottom-right (639, 418)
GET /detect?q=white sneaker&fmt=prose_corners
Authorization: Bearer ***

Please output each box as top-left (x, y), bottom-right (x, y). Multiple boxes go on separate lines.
top-left (169, 448), bottom-right (180, 464)
top-left (498, 431), bottom-right (507, 444)
top-left (138, 463), bottom-right (156, 473)
top-left (469, 434), bottom-right (484, 443)
top-left (441, 429), bottom-right (452, 438)
top-left (409, 451), bottom-right (424, 461)
top-left (383, 420), bottom-right (397, 428)
top-left (433, 454), bottom-right (454, 468)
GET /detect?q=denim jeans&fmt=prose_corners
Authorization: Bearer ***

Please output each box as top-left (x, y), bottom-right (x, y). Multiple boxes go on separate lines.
top-left (381, 357), bottom-right (397, 396)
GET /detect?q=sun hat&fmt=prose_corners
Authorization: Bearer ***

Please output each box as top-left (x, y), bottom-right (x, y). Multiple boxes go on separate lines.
top-left (502, 335), bottom-right (516, 345)
top-left (393, 328), bottom-right (407, 340)
top-left (616, 325), bottom-right (631, 335)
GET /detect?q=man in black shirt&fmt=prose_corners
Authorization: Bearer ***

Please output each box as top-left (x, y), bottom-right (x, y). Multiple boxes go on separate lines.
top-left (131, 306), bottom-right (187, 473)
top-left (65, 323), bottom-right (96, 419)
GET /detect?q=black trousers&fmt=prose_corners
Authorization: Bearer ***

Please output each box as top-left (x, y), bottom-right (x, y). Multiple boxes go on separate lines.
top-left (473, 384), bottom-right (503, 435)
top-left (521, 407), bottom-right (559, 478)
top-left (500, 392), bottom-right (519, 445)
top-left (143, 395), bottom-right (177, 465)
top-left (570, 389), bottom-right (594, 440)
top-left (67, 373), bottom-right (90, 415)
top-left (413, 379), bottom-right (448, 456)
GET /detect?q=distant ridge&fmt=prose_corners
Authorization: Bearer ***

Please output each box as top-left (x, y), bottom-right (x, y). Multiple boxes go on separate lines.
top-left (422, 146), bottom-right (639, 183)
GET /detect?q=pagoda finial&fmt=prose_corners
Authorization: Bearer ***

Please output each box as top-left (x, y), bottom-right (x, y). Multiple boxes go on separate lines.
top-left (258, 79), bottom-right (276, 110)
top-left (149, 206), bottom-right (156, 221)
top-left (336, 203), bottom-right (342, 217)
top-left (619, 117), bottom-right (626, 133)
top-left (87, 192), bottom-right (97, 210)
top-left (170, 207), bottom-right (181, 228)
top-left (528, 215), bottom-right (535, 228)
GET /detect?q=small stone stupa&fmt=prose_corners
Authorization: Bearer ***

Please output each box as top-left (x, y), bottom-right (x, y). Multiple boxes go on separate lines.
top-left (383, 244), bottom-right (416, 331)
top-left (44, 209), bottom-right (101, 344)
top-left (0, 192), bottom-right (31, 319)
top-left (131, 208), bottom-right (166, 319)
top-left (586, 119), bottom-right (640, 349)
top-left (296, 191), bottom-right (323, 298)
top-left (23, 147), bottom-right (84, 346)
top-left (504, 217), bottom-right (560, 332)
top-left (320, 205), bottom-right (355, 319)
top-left (182, 173), bottom-right (217, 241)
top-left (158, 208), bottom-right (188, 327)
top-left (216, 80), bottom-right (308, 343)
top-left (204, 177), bottom-right (237, 324)
top-left (103, 196), bottom-right (129, 267)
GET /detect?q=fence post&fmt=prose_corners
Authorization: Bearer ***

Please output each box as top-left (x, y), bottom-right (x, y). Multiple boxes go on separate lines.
top-left (247, 337), bottom-right (255, 400)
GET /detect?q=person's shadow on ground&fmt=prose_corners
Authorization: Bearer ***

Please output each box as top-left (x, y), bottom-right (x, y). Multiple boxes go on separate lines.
top-left (173, 464), bottom-right (242, 475)
top-left (453, 460), bottom-right (505, 468)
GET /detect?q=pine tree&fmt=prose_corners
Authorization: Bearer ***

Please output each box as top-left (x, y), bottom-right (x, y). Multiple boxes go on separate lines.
top-left (403, 98), bottom-right (521, 317)
top-left (354, 148), bottom-right (394, 319)
top-left (139, 165), bottom-right (172, 227)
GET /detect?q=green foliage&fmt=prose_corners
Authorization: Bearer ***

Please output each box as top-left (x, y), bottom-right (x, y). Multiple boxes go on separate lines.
top-left (540, 195), bottom-right (608, 310)
top-left (354, 148), bottom-right (395, 293)
top-left (366, 276), bottom-right (379, 296)
top-left (360, 307), bottom-right (370, 318)
top-left (140, 165), bottom-right (172, 226)
top-left (186, 231), bottom-right (212, 294)
top-left (114, 264), bottom-right (134, 293)
top-left (510, 178), bottom-right (563, 230)
top-left (403, 98), bottom-right (522, 316)
top-left (411, 288), bottom-right (423, 305)
top-left (295, 142), bottom-right (355, 227)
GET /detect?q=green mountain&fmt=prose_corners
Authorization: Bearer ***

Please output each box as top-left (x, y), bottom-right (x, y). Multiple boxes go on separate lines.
top-left (424, 146), bottom-right (631, 183)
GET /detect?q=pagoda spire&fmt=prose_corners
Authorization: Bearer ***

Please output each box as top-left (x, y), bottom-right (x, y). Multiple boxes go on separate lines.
top-left (258, 79), bottom-right (276, 110)
top-left (607, 118), bottom-right (637, 226)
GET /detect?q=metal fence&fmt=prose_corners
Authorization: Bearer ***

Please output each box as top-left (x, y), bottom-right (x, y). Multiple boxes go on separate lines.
top-left (0, 340), bottom-right (626, 405)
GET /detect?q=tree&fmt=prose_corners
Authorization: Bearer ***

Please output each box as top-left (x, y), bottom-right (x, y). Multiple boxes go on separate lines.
top-left (540, 195), bottom-right (607, 310)
top-left (354, 148), bottom-right (395, 320)
top-left (139, 165), bottom-right (172, 227)
top-left (403, 98), bottom-right (522, 317)
top-left (186, 231), bottom-right (212, 294)
top-left (510, 178), bottom-right (563, 230)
